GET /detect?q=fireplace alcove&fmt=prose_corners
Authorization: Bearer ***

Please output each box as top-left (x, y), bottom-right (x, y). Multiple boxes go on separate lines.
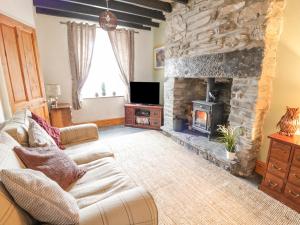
top-left (162, 77), bottom-right (235, 171)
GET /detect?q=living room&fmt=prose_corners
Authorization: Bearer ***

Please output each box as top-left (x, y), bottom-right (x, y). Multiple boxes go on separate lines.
top-left (0, 0), bottom-right (300, 224)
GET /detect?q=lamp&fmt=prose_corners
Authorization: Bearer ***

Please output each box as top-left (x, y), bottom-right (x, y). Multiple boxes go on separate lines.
top-left (46, 84), bottom-right (61, 108)
top-left (99, 0), bottom-right (117, 31)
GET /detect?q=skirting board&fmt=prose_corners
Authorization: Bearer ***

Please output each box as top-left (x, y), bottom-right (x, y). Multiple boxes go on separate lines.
top-left (74, 117), bottom-right (125, 128)
top-left (255, 160), bottom-right (266, 176)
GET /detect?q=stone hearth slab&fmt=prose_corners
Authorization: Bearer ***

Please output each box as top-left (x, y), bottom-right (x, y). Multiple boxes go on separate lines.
top-left (161, 126), bottom-right (238, 173)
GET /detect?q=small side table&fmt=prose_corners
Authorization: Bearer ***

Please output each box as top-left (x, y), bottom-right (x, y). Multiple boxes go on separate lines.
top-left (50, 103), bottom-right (72, 128)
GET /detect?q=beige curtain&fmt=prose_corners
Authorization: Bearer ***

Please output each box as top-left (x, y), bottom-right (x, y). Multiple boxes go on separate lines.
top-left (67, 22), bottom-right (96, 110)
top-left (108, 29), bottom-right (134, 102)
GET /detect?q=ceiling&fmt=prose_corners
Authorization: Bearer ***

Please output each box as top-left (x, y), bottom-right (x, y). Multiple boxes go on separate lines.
top-left (33, 0), bottom-right (189, 31)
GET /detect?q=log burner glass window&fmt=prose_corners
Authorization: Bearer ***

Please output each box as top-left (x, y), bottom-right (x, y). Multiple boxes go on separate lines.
top-left (195, 111), bottom-right (208, 129)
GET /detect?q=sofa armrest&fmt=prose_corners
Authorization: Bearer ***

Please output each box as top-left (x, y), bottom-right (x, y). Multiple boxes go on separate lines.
top-left (59, 124), bottom-right (99, 145)
top-left (79, 187), bottom-right (158, 225)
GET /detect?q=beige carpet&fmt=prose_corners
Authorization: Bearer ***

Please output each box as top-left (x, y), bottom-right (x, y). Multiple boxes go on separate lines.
top-left (103, 130), bottom-right (300, 225)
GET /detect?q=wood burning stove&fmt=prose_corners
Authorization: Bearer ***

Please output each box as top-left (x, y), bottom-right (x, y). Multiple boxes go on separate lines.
top-left (192, 78), bottom-right (224, 139)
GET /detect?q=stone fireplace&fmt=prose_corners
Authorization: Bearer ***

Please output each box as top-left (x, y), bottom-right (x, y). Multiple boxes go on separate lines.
top-left (161, 0), bottom-right (286, 176)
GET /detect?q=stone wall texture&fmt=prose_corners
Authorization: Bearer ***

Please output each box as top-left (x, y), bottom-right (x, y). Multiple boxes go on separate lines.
top-left (164, 0), bottom-right (286, 176)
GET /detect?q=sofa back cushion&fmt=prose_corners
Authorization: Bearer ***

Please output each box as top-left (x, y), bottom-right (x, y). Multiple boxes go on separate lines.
top-left (1, 110), bottom-right (31, 146)
top-left (0, 132), bottom-right (24, 169)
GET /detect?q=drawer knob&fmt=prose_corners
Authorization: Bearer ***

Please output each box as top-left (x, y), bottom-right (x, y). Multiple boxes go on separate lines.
top-left (271, 164), bottom-right (282, 171)
top-left (268, 180), bottom-right (278, 189)
top-left (288, 190), bottom-right (300, 199)
top-left (293, 173), bottom-right (300, 179)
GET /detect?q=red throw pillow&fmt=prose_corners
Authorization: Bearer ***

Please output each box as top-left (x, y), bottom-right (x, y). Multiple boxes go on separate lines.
top-left (14, 146), bottom-right (87, 190)
top-left (31, 112), bottom-right (65, 149)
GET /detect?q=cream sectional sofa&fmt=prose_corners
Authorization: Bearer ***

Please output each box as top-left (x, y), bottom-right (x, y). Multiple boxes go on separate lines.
top-left (0, 111), bottom-right (158, 225)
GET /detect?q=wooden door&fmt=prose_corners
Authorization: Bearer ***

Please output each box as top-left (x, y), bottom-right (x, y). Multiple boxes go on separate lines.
top-left (0, 14), bottom-right (49, 121)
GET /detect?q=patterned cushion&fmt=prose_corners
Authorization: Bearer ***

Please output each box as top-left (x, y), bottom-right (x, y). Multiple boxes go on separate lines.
top-left (0, 169), bottom-right (80, 225)
top-left (28, 118), bottom-right (56, 147)
top-left (14, 145), bottom-right (87, 190)
top-left (31, 112), bottom-right (65, 149)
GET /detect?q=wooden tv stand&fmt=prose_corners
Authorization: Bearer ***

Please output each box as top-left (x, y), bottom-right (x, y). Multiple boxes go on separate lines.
top-left (125, 104), bottom-right (163, 130)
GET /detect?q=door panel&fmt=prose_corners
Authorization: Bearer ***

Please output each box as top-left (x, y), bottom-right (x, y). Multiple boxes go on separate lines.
top-left (0, 13), bottom-right (49, 121)
top-left (0, 24), bottom-right (28, 106)
top-left (20, 30), bottom-right (43, 99)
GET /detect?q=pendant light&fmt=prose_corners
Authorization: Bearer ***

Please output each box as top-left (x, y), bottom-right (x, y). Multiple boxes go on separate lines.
top-left (99, 0), bottom-right (117, 31)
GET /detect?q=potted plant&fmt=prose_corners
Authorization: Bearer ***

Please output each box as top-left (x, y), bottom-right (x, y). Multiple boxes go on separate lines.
top-left (217, 125), bottom-right (241, 160)
top-left (101, 82), bottom-right (106, 96)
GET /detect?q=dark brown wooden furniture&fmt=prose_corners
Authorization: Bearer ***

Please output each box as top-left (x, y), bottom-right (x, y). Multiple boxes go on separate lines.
top-left (0, 13), bottom-right (49, 122)
top-left (260, 133), bottom-right (300, 213)
top-left (50, 103), bottom-right (72, 128)
top-left (125, 104), bottom-right (163, 130)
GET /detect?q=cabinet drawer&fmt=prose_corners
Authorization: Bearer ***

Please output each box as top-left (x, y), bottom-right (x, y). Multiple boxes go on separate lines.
top-left (270, 141), bottom-right (291, 162)
top-left (267, 158), bottom-right (288, 179)
top-left (263, 173), bottom-right (284, 193)
top-left (151, 110), bottom-right (161, 118)
top-left (284, 183), bottom-right (300, 205)
top-left (292, 148), bottom-right (300, 167)
top-left (288, 166), bottom-right (300, 187)
top-left (151, 119), bottom-right (161, 127)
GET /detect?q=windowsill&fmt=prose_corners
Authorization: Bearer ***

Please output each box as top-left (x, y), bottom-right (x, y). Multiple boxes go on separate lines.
top-left (83, 96), bottom-right (124, 100)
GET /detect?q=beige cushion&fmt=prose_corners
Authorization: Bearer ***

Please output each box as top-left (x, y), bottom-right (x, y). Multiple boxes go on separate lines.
top-left (64, 140), bottom-right (114, 165)
top-left (0, 169), bottom-right (80, 225)
top-left (1, 109), bottom-right (31, 146)
top-left (0, 132), bottom-right (24, 169)
top-left (28, 118), bottom-right (56, 147)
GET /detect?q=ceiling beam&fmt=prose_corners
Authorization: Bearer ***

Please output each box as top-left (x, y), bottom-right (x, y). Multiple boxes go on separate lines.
top-left (36, 7), bottom-right (151, 30)
top-left (115, 0), bottom-right (172, 13)
top-left (33, 0), bottom-right (159, 27)
top-left (59, 0), bottom-right (165, 20)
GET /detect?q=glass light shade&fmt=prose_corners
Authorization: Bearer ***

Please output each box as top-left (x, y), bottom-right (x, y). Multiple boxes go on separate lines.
top-left (46, 84), bottom-right (61, 97)
top-left (99, 11), bottom-right (117, 31)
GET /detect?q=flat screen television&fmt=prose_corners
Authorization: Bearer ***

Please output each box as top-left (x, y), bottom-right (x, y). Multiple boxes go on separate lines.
top-left (130, 82), bottom-right (160, 105)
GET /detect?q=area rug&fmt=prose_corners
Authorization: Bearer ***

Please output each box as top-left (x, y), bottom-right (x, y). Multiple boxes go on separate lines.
top-left (103, 130), bottom-right (300, 225)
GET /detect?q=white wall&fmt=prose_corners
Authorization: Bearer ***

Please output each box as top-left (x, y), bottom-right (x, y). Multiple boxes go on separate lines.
top-left (0, 0), bottom-right (35, 27)
top-left (35, 14), bottom-right (153, 123)
top-left (0, 0), bottom-right (36, 121)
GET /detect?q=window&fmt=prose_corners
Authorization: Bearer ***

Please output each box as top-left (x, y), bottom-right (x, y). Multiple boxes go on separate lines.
top-left (81, 29), bottom-right (125, 98)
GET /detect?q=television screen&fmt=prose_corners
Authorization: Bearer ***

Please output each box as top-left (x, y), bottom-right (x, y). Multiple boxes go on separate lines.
top-left (130, 82), bottom-right (160, 105)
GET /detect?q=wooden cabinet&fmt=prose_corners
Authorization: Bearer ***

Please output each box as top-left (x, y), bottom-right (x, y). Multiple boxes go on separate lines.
top-left (260, 133), bottom-right (300, 212)
top-left (125, 104), bottom-right (163, 130)
top-left (0, 13), bottom-right (49, 121)
top-left (50, 103), bottom-right (72, 128)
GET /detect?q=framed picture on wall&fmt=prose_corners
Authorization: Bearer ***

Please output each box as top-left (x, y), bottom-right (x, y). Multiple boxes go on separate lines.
top-left (154, 46), bottom-right (165, 69)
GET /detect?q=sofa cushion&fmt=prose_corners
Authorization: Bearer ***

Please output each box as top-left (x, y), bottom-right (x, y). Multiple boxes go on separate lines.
top-left (64, 140), bottom-right (114, 165)
top-left (28, 118), bottom-right (57, 147)
top-left (0, 132), bottom-right (24, 169)
top-left (1, 110), bottom-right (31, 146)
top-left (31, 112), bottom-right (64, 149)
top-left (0, 169), bottom-right (80, 225)
top-left (68, 157), bottom-right (136, 209)
top-left (14, 145), bottom-right (87, 190)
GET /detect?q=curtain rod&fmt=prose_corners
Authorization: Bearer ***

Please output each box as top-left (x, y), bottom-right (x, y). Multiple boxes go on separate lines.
top-left (59, 21), bottom-right (139, 33)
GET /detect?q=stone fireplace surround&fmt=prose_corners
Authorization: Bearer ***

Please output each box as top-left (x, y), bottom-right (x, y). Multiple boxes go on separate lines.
top-left (161, 0), bottom-right (286, 177)
top-left (162, 48), bottom-right (263, 176)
